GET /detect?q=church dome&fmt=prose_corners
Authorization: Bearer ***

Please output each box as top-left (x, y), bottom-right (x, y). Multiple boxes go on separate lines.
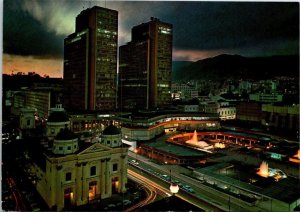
top-left (52, 126), bottom-right (79, 155)
top-left (102, 124), bottom-right (121, 135)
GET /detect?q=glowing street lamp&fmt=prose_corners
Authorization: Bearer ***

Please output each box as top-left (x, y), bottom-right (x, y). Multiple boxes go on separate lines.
top-left (169, 183), bottom-right (179, 195)
top-left (169, 169), bottom-right (179, 195)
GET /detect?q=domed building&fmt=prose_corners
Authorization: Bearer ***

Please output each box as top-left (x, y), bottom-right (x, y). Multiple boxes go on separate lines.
top-left (29, 122), bottom-right (129, 211)
top-left (52, 126), bottom-right (79, 155)
top-left (46, 104), bottom-right (70, 140)
top-left (101, 123), bottom-right (122, 148)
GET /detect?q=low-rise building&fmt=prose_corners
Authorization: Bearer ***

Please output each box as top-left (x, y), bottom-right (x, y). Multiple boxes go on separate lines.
top-left (236, 101), bottom-right (262, 123)
top-left (171, 82), bottom-right (199, 100)
top-left (249, 93), bottom-right (283, 103)
top-left (119, 111), bottom-right (220, 149)
top-left (199, 101), bottom-right (236, 120)
top-left (68, 111), bottom-right (115, 133)
top-left (10, 84), bottom-right (63, 118)
top-left (178, 104), bottom-right (199, 112)
top-left (217, 107), bottom-right (236, 120)
top-left (261, 104), bottom-right (299, 132)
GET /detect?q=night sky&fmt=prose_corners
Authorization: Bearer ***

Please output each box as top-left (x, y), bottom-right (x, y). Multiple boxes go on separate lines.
top-left (3, 0), bottom-right (299, 78)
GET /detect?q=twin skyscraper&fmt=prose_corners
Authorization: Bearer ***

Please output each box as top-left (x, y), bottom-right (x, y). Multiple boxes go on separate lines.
top-left (63, 6), bottom-right (172, 111)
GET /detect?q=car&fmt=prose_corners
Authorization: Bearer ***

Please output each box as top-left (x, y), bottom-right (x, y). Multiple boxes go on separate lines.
top-left (161, 174), bottom-right (171, 181)
top-left (123, 200), bottom-right (132, 206)
top-left (108, 204), bottom-right (116, 208)
top-left (173, 180), bottom-right (181, 184)
top-left (131, 160), bottom-right (139, 165)
top-left (183, 185), bottom-right (194, 193)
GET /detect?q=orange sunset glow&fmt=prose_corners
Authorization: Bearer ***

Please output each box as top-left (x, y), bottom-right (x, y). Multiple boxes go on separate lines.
top-left (3, 54), bottom-right (63, 78)
top-left (172, 49), bottom-right (222, 61)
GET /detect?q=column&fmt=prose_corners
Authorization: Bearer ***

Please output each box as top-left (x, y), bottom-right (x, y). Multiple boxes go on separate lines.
top-left (105, 158), bottom-right (111, 197)
top-left (101, 159), bottom-right (106, 198)
top-left (75, 162), bottom-right (82, 205)
top-left (81, 162), bottom-right (88, 204)
top-left (120, 155), bottom-right (127, 193)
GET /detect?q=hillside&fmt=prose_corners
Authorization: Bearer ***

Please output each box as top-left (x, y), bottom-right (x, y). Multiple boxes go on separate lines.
top-left (173, 54), bottom-right (299, 81)
top-left (172, 61), bottom-right (193, 80)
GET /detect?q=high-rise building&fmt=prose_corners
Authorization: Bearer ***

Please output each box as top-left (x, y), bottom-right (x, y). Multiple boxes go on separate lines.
top-left (119, 17), bottom-right (172, 110)
top-left (64, 6), bottom-right (118, 111)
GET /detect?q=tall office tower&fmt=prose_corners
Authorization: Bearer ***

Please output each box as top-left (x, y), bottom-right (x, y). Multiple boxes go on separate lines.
top-left (119, 17), bottom-right (172, 110)
top-left (64, 6), bottom-right (118, 111)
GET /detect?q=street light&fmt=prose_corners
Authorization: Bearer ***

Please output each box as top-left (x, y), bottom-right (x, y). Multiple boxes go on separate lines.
top-left (168, 169), bottom-right (179, 211)
top-left (169, 169), bottom-right (179, 195)
top-left (169, 183), bottom-right (179, 195)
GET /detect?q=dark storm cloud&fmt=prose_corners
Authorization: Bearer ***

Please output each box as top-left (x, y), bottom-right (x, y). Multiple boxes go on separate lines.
top-left (3, 1), bottom-right (299, 58)
top-left (155, 2), bottom-right (299, 52)
top-left (3, 1), bottom-right (65, 58)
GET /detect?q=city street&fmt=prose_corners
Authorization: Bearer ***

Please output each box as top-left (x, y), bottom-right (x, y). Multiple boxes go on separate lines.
top-left (128, 153), bottom-right (224, 211)
top-left (128, 151), bottom-right (279, 212)
top-left (126, 169), bottom-right (168, 211)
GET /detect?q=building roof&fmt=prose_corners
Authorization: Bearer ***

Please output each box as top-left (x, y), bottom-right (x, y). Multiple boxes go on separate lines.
top-left (55, 127), bottom-right (77, 140)
top-left (102, 124), bottom-right (121, 135)
top-left (143, 140), bottom-right (208, 157)
top-left (119, 110), bottom-right (220, 121)
top-left (195, 162), bottom-right (300, 204)
top-left (48, 111), bottom-right (69, 122)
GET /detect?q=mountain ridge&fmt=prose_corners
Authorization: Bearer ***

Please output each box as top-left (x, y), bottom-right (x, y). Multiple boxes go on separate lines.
top-left (172, 54), bottom-right (299, 81)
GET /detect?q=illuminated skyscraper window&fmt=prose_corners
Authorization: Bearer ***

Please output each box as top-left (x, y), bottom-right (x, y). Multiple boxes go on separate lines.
top-left (64, 6), bottom-right (118, 111)
top-left (119, 18), bottom-right (173, 110)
